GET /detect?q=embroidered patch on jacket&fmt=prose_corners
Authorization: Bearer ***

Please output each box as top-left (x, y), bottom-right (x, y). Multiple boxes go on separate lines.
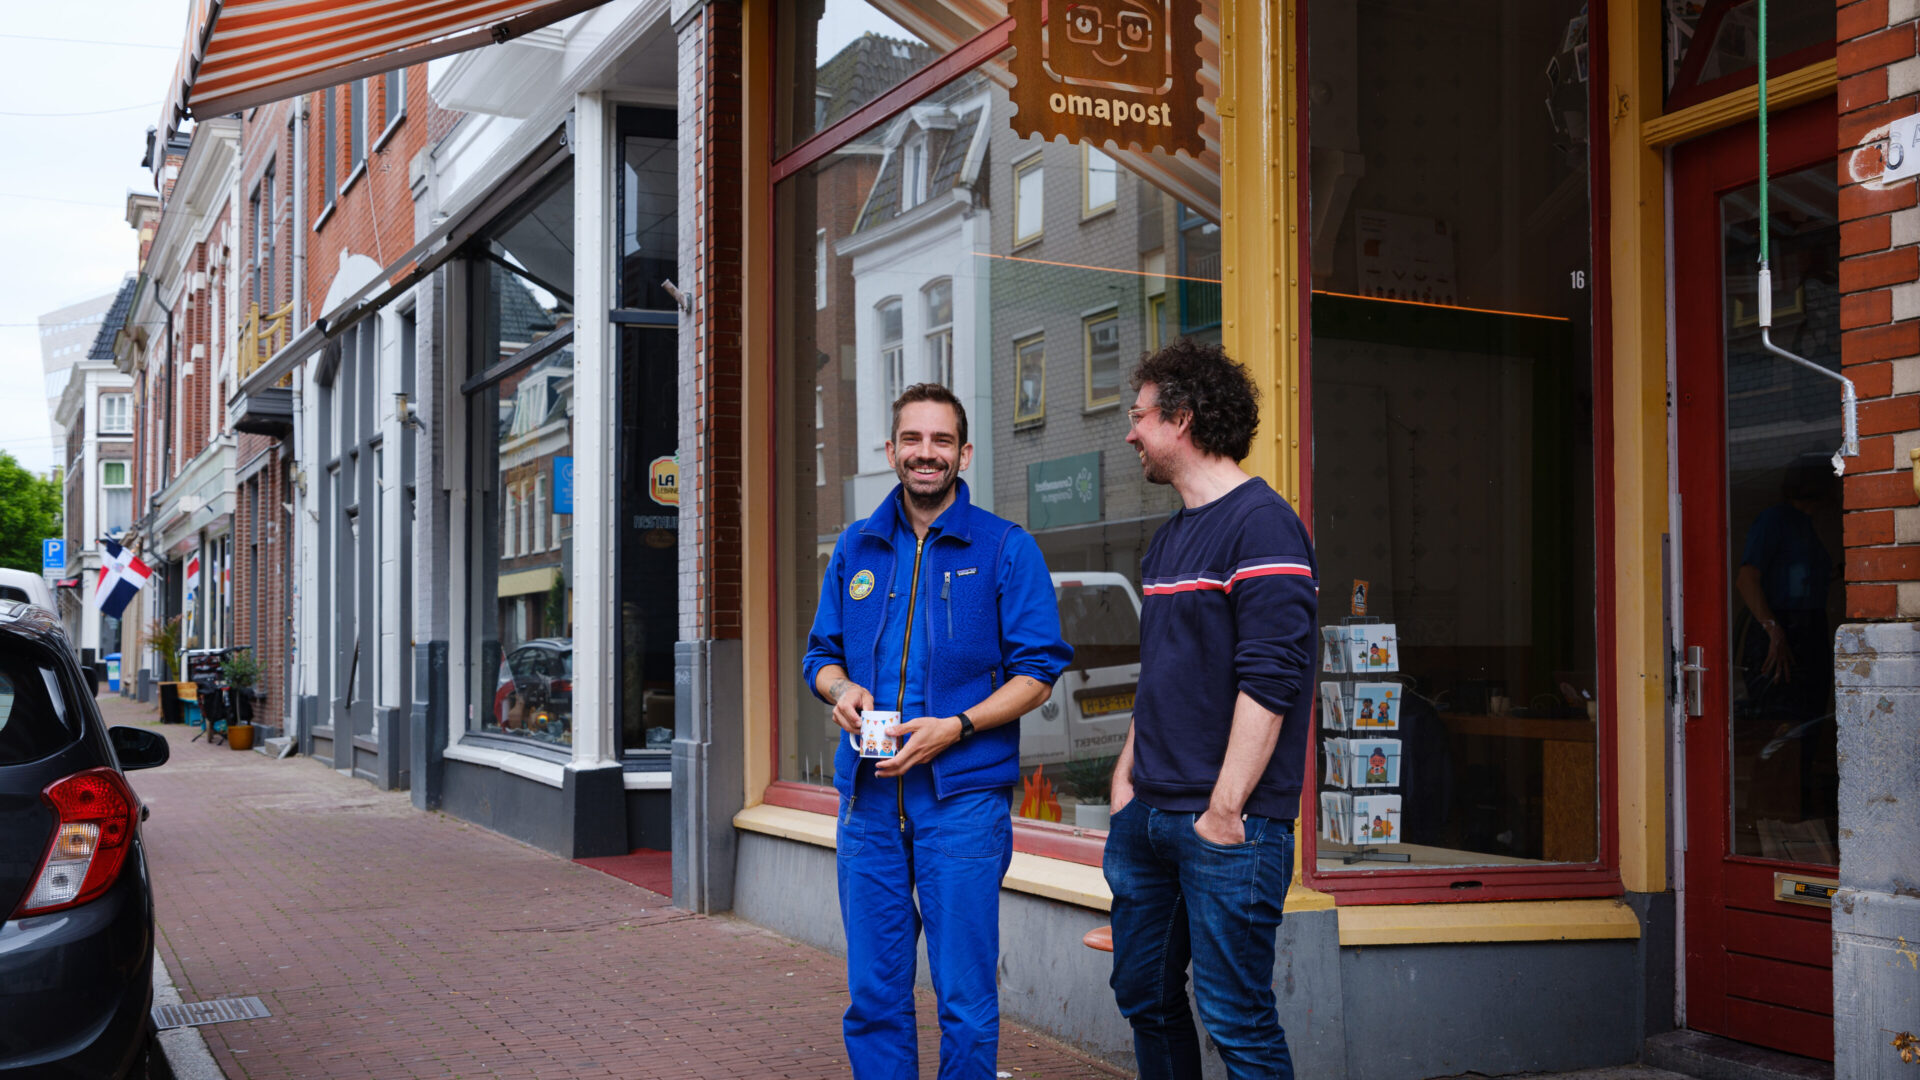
top-left (849, 569), bottom-right (876, 600)
top-left (955, 567), bottom-right (979, 576)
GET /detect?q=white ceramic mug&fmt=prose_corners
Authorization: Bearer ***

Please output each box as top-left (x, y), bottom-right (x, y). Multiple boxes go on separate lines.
top-left (849, 710), bottom-right (901, 758)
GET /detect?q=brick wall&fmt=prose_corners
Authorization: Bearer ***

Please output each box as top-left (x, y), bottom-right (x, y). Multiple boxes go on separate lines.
top-left (1839, 0), bottom-right (1920, 618)
top-left (678, 0), bottom-right (746, 642)
top-left (303, 66), bottom-right (439, 319)
top-left (232, 440), bottom-right (288, 722)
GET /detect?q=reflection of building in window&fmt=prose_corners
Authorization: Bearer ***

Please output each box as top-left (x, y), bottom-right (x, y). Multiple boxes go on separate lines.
top-left (1147, 293), bottom-right (1168, 352)
top-left (1015, 154), bottom-right (1045, 245)
top-left (878, 298), bottom-right (904, 405)
top-left (902, 134), bottom-right (927, 210)
top-left (924, 279), bottom-right (953, 387)
top-left (1014, 334), bottom-right (1046, 425)
top-left (1083, 310), bottom-right (1120, 407)
top-left (1083, 146), bottom-right (1118, 217)
top-left (1177, 204), bottom-right (1222, 332)
top-left (835, 76), bottom-right (994, 522)
top-left (815, 230), bottom-right (828, 309)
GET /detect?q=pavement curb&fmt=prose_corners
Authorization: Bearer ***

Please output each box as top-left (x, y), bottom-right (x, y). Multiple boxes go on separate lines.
top-left (150, 950), bottom-right (225, 1080)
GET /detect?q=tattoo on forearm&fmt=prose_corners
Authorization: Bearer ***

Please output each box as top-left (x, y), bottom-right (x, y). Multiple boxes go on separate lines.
top-left (828, 678), bottom-right (851, 704)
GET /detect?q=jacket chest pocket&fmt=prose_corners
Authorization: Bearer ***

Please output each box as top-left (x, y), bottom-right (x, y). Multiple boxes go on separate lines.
top-left (941, 566), bottom-right (986, 643)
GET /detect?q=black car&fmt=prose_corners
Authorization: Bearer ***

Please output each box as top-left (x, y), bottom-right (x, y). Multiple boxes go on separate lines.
top-left (0, 601), bottom-right (169, 1078)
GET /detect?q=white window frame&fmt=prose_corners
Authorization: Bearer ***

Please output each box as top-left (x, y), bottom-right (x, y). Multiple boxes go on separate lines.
top-left (1082, 145), bottom-right (1118, 218)
top-left (99, 393), bottom-right (131, 434)
top-left (1083, 308), bottom-right (1122, 409)
top-left (878, 298), bottom-right (905, 405)
top-left (923, 279), bottom-right (954, 388)
top-left (815, 229), bottom-right (829, 310)
top-left (1013, 153), bottom-right (1044, 247)
top-left (901, 133), bottom-right (928, 212)
top-left (533, 474), bottom-right (548, 552)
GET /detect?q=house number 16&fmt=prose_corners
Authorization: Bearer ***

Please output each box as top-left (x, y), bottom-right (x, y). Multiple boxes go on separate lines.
top-left (1570, 270), bottom-right (1586, 289)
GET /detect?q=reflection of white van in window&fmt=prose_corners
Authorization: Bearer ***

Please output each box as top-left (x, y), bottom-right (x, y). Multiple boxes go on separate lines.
top-left (1020, 571), bottom-right (1142, 768)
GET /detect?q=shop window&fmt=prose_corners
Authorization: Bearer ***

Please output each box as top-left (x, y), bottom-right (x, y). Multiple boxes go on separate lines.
top-left (1082, 311), bottom-right (1120, 409)
top-left (1082, 146), bottom-right (1118, 218)
top-left (1013, 154), bottom-right (1044, 246)
top-left (774, 67), bottom-right (1200, 829)
top-left (614, 109), bottom-right (680, 759)
top-left (924, 279), bottom-right (953, 388)
top-left (466, 167), bottom-right (576, 750)
top-left (1304, 0), bottom-right (1604, 888)
top-left (1664, 0), bottom-right (1832, 110)
top-left (815, 231), bottom-right (829, 310)
top-left (775, 0), bottom-right (944, 155)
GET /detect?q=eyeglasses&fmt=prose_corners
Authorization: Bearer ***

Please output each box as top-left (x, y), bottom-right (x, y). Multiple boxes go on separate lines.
top-left (1126, 406), bottom-right (1162, 429)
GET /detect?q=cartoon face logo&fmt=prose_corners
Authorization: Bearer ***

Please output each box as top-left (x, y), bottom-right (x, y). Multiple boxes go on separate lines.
top-left (1042, 0), bottom-right (1173, 94)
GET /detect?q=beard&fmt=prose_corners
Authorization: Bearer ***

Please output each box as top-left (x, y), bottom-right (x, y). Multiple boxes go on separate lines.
top-left (1137, 447), bottom-right (1174, 485)
top-left (896, 457), bottom-right (959, 510)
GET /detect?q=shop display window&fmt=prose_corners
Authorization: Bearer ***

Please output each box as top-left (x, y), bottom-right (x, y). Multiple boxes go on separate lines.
top-left (1305, 0), bottom-right (1604, 883)
top-left (1663, 0), bottom-right (1833, 111)
top-left (770, 28), bottom-right (1219, 845)
top-left (467, 171), bottom-right (577, 749)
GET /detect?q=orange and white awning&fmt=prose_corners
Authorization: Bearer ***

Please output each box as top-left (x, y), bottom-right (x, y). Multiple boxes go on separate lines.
top-left (160, 0), bottom-right (610, 139)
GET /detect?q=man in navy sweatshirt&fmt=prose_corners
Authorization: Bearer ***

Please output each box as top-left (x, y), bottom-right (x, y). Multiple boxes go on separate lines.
top-left (1103, 341), bottom-right (1318, 1080)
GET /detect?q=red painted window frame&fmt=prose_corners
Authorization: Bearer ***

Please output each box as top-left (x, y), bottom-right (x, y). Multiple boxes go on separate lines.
top-left (760, 2), bottom-right (1628, 894)
top-left (1663, 0), bottom-right (1834, 114)
top-left (1295, 0), bottom-right (1625, 905)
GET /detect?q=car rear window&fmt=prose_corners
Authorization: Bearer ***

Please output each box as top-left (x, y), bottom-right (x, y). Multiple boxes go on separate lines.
top-left (0, 653), bottom-right (78, 765)
top-left (0, 586), bottom-right (30, 603)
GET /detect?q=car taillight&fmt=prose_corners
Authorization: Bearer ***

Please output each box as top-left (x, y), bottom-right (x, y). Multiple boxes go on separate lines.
top-left (551, 679), bottom-right (571, 694)
top-left (14, 768), bottom-right (138, 919)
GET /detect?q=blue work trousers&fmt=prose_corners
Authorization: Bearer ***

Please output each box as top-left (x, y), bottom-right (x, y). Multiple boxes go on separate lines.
top-left (837, 761), bottom-right (1012, 1080)
top-left (1102, 799), bottom-right (1294, 1080)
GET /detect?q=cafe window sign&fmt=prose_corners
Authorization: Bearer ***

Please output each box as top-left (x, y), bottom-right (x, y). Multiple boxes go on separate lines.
top-left (1008, 0), bottom-right (1206, 158)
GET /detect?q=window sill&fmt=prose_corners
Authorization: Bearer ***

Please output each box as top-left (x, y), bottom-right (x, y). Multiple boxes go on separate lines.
top-left (313, 202), bottom-right (336, 231)
top-left (1336, 898), bottom-right (1642, 946)
top-left (1082, 400), bottom-right (1120, 416)
top-left (734, 802), bottom-right (1117, 910)
top-left (444, 741), bottom-right (565, 788)
top-left (374, 115), bottom-right (404, 153)
top-left (339, 161), bottom-right (367, 199)
top-left (1081, 202), bottom-right (1117, 223)
top-left (1012, 233), bottom-right (1044, 252)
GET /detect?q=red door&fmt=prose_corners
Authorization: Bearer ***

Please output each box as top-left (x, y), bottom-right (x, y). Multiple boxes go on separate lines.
top-left (1675, 98), bottom-right (1841, 1062)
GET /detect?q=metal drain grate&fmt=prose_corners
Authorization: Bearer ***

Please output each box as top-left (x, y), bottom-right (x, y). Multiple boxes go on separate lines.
top-left (152, 996), bottom-right (271, 1031)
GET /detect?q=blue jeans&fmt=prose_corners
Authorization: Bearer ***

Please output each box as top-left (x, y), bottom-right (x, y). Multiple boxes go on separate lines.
top-left (1102, 799), bottom-right (1294, 1080)
top-left (837, 761), bottom-right (1012, 1080)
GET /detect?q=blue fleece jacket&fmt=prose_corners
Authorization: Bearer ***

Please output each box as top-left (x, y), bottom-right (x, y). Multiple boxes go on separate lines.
top-left (1132, 477), bottom-right (1318, 821)
top-left (802, 480), bottom-right (1073, 800)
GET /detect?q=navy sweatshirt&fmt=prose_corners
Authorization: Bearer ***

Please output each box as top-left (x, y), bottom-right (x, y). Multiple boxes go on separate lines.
top-left (1131, 477), bottom-right (1319, 821)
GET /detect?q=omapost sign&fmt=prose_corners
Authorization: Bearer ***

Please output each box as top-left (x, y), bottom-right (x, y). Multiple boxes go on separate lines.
top-left (1009, 0), bottom-right (1205, 158)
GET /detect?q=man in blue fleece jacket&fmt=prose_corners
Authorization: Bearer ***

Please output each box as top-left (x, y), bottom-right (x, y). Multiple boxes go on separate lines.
top-left (803, 383), bottom-right (1072, 1080)
top-left (1103, 341), bottom-right (1318, 1080)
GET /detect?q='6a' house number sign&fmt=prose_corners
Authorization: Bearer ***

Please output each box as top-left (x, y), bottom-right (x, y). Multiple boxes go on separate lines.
top-left (1008, 0), bottom-right (1206, 158)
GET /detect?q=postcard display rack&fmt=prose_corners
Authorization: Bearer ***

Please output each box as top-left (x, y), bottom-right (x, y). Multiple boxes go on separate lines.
top-left (1317, 619), bottom-right (1408, 863)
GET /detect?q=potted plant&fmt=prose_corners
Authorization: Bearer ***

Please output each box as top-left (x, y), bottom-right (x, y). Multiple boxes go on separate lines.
top-left (220, 650), bottom-right (261, 725)
top-left (148, 616), bottom-right (185, 723)
top-left (1061, 754), bottom-right (1118, 831)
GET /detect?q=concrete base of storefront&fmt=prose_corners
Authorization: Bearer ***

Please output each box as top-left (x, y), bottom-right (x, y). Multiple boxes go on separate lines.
top-left (440, 757), bottom-right (645, 858)
top-left (626, 786), bottom-right (671, 850)
top-left (1642, 1030), bottom-right (1833, 1080)
top-left (733, 829), bottom-right (1659, 1079)
top-left (409, 641), bottom-right (449, 811)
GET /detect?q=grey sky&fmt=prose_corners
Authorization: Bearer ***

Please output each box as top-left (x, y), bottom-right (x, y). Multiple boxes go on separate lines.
top-left (0, 3), bottom-right (185, 476)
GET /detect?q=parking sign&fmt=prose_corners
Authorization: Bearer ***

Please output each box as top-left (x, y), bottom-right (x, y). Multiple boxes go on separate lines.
top-left (42, 539), bottom-right (65, 572)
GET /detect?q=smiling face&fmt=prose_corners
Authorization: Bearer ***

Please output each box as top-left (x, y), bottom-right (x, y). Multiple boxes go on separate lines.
top-left (1123, 382), bottom-right (1184, 486)
top-left (1043, 0), bottom-right (1171, 92)
top-left (887, 400), bottom-right (972, 511)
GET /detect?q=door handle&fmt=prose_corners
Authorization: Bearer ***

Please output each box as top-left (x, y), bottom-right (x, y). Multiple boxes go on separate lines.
top-left (1679, 645), bottom-right (1707, 718)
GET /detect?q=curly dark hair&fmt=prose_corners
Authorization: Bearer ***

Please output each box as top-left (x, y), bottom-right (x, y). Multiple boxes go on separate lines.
top-left (1128, 339), bottom-right (1261, 461)
top-left (891, 382), bottom-right (969, 446)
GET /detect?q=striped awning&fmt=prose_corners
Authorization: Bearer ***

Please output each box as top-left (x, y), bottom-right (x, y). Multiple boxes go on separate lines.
top-left (160, 0), bottom-right (611, 139)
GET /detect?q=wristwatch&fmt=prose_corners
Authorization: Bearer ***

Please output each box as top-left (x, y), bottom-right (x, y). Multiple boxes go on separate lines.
top-left (956, 711), bottom-right (975, 740)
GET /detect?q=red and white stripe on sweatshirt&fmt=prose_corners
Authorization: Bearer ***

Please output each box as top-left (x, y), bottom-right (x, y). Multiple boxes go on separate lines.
top-left (1142, 556), bottom-right (1316, 596)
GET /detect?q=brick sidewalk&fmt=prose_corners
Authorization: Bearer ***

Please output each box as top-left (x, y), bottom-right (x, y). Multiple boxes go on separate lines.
top-left (103, 696), bottom-right (1128, 1079)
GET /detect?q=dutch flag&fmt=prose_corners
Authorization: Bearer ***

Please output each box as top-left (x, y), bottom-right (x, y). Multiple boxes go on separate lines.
top-left (94, 539), bottom-right (153, 619)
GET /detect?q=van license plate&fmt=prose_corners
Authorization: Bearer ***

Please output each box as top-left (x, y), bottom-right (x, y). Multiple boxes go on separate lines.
top-left (1078, 692), bottom-right (1135, 717)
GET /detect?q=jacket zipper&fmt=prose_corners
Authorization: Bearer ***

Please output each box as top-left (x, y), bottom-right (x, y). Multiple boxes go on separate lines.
top-left (942, 571), bottom-right (952, 638)
top-left (896, 535), bottom-right (926, 833)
